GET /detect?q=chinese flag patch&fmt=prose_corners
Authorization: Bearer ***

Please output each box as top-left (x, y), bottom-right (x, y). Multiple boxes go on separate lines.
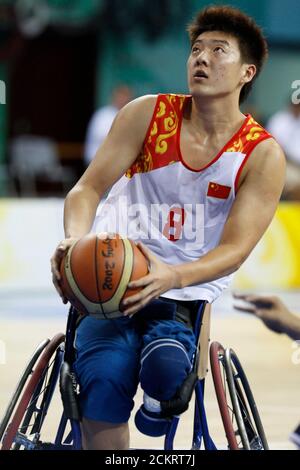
top-left (207, 182), bottom-right (231, 199)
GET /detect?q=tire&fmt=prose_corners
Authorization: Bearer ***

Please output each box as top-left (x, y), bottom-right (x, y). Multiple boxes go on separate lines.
top-left (224, 348), bottom-right (269, 450)
top-left (1, 333), bottom-right (65, 450)
top-left (0, 339), bottom-right (50, 441)
top-left (210, 341), bottom-right (269, 450)
top-left (210, 341), bottom-right (239, 449)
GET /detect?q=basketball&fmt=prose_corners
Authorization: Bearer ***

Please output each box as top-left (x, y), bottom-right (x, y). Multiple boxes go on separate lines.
top-left (60, 233), bottom-right (149, 318)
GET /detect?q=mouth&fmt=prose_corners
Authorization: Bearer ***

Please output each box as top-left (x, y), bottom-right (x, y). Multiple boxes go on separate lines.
top-left (193, 70), bottom-right (209, 81)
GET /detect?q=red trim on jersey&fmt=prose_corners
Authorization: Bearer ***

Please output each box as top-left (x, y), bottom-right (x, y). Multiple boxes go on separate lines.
top-left (141, 94), bottom-right (161, 150)
top-left (177, 107), bottom-right (251, 173)
top-left (126, 93), bottom-right (272, 179)
top-left (234, 135), bottom-right (273, 193)
top-left (126, 93), bottom-right (187, 178)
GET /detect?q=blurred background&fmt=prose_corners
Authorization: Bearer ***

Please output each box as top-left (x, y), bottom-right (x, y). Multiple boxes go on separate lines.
top-left (0, 0), bottom-right (300, 450)
top-left (0, 0), bottom-right (300, 197)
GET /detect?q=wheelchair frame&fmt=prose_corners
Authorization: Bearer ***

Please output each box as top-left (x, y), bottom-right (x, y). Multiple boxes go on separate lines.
top-left (0, 303), bottom-right (269, 450)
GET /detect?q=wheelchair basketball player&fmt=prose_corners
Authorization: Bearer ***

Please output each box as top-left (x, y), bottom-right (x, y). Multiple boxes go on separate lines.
top-left (51, 5), bottom-right (286, 450)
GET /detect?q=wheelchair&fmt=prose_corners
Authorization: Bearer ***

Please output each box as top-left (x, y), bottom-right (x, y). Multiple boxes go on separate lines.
top-left (0, 302), bottom-right (269, 451)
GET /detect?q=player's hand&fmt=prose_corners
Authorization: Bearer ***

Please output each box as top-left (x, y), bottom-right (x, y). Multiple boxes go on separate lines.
top-left (50, 232), bottom-right (114, 303)
top-left (233, 293), bottom-right (287, 334)
top-left (50, 238), bottom-right (79, 303)
top-left (121, 242), bottom-right (181, 316)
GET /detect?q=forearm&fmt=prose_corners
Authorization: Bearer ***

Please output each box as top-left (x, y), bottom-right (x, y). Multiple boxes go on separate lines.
top-left (281, 312), bottom-right (300, 341)
top-left (175, 243), bottom-right (245, 289)
top-left (63, 185), bottom-right (101, 238)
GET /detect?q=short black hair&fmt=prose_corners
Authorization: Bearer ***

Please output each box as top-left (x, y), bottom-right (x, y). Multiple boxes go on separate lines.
top-left (187, 5), bottom-right (268, 103)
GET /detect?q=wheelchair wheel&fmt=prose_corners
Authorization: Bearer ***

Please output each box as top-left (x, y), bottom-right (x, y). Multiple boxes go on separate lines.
top-left (210, 341), bottom-right (268, 450)
top-left (224, 348), bottom-right (269, 450)
top-left (1, 333), bottom-right (65, 450)
top-left (0, 339), bottom-right (50, 441)
top-left (210, 342), bottom-right (239, 449)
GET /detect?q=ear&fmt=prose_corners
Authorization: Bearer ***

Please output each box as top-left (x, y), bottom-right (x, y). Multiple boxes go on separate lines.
top-left (240, 64), bottom-right (257, 85)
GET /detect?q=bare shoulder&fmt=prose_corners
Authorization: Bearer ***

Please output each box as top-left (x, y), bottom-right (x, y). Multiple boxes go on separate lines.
top-left (249, 137), bottom-right (286, 171)
top-left (78, 95), bottom-right (158, 193)
top-left (121, 94), bottom-right (158, 114)
top-left (239, 137), bottom-right (286, 188)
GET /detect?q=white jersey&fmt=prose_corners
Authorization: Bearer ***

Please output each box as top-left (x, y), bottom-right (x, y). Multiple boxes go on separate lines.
top-left (93, 94), bottom-right (272, 303)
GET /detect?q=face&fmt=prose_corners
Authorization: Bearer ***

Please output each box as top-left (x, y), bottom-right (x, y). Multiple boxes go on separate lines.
top-left (187, 30), bottom-right (255, 100)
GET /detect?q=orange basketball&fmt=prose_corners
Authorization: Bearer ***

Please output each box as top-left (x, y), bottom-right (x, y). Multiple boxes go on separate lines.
top-left (60, 233), bottom-right (149, 318)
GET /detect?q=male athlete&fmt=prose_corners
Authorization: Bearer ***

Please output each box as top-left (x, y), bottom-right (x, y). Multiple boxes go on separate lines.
top-left (51, 6), bottom-right (285, 450)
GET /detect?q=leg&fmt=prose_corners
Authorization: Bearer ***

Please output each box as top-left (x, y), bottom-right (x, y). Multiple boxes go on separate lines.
top-left (74, 316), bottom-right (141, 450)
top-left (134, 298), bottom-right (201, 436)
top-left (81, 418), bottom-right (129, 450)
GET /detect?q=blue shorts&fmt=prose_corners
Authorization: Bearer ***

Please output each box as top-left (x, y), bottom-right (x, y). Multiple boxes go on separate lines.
top-left (73, 298), bottom-right (203, 423)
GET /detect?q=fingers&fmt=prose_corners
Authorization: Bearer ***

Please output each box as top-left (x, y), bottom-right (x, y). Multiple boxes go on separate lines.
top-left (122, 288), bottom-right (159, 316)
top-left (233, 292), bottom-right (248, 300)
top-left (233, 292), bottom-right (276, 309)
top-left (233, 304), bottom-right (256, 314)
top-left (50, 258), bottom-right (61, 286)
top-left (128, 274), bottom-right (151, 290)
top-left (233, 293), bottom-right (260, 303)
top-left (51, 257), bottom-right (67, 304)
top-left (255, 309), bottom-right (266, 319)
top-left (51, 243), bottom-right (68, 281)
top-left (51, 238), bottom-right (75, 304)
top-left (51, 263), bottom-right (67, 303)
top-left (52, 273), bottom-right (68, 304)
top-left (51, 249), bottom-right (63, 281)
top-left (233, 301), bottom-right (273, 325)
top-left (122, 279), bottom-right (158, 314)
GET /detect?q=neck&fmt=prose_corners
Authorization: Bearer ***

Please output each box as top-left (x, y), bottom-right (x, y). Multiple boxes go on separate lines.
top-left (189, 94), bottom-right (245, 135)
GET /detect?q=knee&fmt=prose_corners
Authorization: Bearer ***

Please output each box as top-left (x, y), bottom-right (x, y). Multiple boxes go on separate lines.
top-left (134, 338), bottom-right (193, 437)
top-left (140, 338), bottom-right (192, 401)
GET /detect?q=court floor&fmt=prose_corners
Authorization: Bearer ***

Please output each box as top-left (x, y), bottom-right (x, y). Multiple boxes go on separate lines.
top-left (1, 289), bottom-right (299, 450)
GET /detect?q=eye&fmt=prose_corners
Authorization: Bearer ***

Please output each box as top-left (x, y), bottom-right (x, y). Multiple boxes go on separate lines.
top-left (214, 46), bottom-right (225, 53)
top-left (191, 46), bottom-right (199, 54)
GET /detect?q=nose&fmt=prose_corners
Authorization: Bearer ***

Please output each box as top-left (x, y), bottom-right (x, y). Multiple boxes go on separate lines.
top-left (191, 45), bottom-right (210, 67)
top-left (195, 50), bottom-right (209, 67)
